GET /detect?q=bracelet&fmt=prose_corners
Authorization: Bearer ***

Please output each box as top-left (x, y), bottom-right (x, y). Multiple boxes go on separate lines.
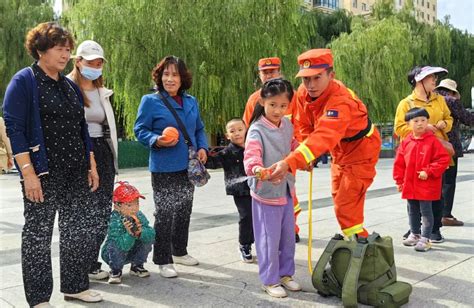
top-left (21, 163), bottom-right (31, 170)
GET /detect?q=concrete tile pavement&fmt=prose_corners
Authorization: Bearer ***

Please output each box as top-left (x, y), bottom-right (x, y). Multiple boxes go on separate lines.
top-left (0, 155), bottom-right (472, 307)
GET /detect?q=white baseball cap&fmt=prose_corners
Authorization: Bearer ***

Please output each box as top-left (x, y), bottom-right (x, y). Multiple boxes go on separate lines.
top-left (73, 40), bottom-right (107, 61)
top-left (414, 66), bottom-right (447, 82)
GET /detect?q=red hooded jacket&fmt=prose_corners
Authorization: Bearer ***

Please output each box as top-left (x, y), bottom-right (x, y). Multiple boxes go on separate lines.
top-left (393, 131), bottom-right (450, 201)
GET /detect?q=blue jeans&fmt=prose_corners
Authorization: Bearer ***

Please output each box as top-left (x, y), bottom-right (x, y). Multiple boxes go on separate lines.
top-left (106, 241), bottom-right (153, 272)
top-left (407, 200), bottom-right (433, 238)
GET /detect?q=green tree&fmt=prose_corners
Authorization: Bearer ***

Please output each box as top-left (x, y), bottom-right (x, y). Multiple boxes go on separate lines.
top-left (63, 0), bottom-right (316, 137)
top-left (445, 27), bottom-right (474, 108)
top-left (330, 17), bottom-right (414, 124)
top-left (0, 0), bottom-right (54, 102)
top-left (308, 9), bottom-right (352, 47)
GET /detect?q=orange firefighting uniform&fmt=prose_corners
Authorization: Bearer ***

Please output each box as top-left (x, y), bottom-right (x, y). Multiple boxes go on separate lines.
top-left (286, 81), bottom-right (381, 238)
top-left (242, 88), bottom-right (302, 234)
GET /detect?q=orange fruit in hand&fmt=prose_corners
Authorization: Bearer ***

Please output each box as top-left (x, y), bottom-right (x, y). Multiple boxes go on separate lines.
top-left (161, 127), bottom-right (179, 142)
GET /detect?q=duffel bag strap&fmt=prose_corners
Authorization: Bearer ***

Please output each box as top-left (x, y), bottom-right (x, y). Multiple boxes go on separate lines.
top-left (341, 240), bottom-right (369, 308)
top-left (366, 232), bottom-right (380, 243)
top-left (313, 234), bottom-right (345, 295)
top-left (358, 264), bottom-right (397, 303)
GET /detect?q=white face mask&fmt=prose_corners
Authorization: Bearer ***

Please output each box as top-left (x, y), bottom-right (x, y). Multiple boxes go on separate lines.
top-left (80, 66), bottom-right (102, 80)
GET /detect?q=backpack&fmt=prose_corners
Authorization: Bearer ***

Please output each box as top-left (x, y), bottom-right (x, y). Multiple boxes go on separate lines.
top-left (312, 232), bottom-right (412, 308)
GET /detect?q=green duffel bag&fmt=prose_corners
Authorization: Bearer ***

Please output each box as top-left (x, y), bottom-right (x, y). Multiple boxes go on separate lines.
top-left (312, 232), bottom-right (412, 308)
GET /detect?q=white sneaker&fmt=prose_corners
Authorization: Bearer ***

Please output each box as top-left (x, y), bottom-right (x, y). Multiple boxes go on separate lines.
top-left (402, 233), bottom-right (420, 246)
top-left (280, 276), bottom-right (302, 291)
top-left (262, 284), bottom-right (288, 298)
top-left (415, 237), bottom-right (432, 252)
top-left (172, 254), bottom-right (199, 266)
top-left (88, 269), bottom-right (109, 280)
top-left (159, 264), bottom-right (178, 278)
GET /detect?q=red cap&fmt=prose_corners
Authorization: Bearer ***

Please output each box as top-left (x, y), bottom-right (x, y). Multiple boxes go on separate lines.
top-left (296, 49), bottom-right (333, 78)
top-left (113, 181), bottom-right (145, 203)
top-left (258, 57), bottom-right (281, 71)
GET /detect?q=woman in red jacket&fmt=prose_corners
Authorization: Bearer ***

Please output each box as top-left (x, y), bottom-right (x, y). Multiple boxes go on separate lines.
top-left (393, 108), bottom-right (450, 252)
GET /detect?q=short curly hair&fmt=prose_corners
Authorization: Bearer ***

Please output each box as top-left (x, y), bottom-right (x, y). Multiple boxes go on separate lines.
top-left (152, 56), bottom-right (192, 95)
top-left (25, 22), bottom-right (75, 60)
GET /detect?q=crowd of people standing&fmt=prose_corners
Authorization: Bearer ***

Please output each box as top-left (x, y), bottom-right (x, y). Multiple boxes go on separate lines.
top-left (2, 21), bottom-right (472, 307)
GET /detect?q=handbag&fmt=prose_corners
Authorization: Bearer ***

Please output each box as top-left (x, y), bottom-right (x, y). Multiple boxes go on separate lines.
top-left (158, 92), bottom-right (210, 187)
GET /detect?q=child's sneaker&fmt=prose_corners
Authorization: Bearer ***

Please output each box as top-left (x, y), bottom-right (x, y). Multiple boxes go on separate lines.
top-left (88, 268), bottom-right (109, 280)
top-left (280, 276), bottom-right (302, 291)
top-left (415, 237), bottom-right (432, 252)
top-left (130, 264), bottom-right (150, 278)
top-left (108, 270), bottom-right (122, 284)
top-left (262, 284), bottom-right (287, 298)
top-left (239, 244), bottom-right (253, 263)
top-left (402, 233), bottom-right (420, 246)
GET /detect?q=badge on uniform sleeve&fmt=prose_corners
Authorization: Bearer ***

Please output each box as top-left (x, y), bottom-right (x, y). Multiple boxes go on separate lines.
top-left (326, 110), bottom-right (339, 118)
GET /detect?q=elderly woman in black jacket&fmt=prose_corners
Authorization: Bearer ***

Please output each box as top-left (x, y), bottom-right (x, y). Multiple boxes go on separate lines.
top-left (435, 79), bottom-right (474, 226)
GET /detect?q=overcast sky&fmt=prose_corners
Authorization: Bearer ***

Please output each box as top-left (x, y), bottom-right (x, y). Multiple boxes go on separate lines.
top-left (437, 0), bottom-right (473, 33)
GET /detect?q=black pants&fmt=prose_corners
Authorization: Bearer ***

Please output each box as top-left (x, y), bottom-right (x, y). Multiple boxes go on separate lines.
top-left (442, 156), bottom-right (458, 218)
top-left (233, 195), bottom-right (254, 245)
top-left (21, 170), bottom-right (94, 306)
top-left (89, 137), bottom-right (115, 272)
top-left (406, 195), bottom-right (444, 234)
top-left (151, 170), bottom-right (194, 265)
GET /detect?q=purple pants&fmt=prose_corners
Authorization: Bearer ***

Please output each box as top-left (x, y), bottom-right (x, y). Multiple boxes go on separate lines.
top-left (252, 196), bottom-right (296, 285)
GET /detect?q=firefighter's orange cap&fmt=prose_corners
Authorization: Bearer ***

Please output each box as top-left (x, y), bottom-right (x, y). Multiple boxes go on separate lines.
top-left (258, 57), bottom-right (281, 71)
top-left (296, 49), bottom-right (333, 78)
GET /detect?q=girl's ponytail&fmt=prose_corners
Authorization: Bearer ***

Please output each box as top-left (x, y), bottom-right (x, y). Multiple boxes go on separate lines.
top-left (249, 101), bottom-right (265, 125)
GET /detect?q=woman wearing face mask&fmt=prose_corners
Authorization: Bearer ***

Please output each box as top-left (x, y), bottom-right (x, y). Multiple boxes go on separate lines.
top-left (68, 40), bottom-right (118, 281)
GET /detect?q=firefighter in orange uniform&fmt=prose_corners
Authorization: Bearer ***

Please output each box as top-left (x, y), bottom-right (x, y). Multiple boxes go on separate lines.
top-left (242, 57), bottom-right (302, 242)
top-left (271, 49), bottom-right (381, 238)
top-left (242, 57), bottom-right (282, 127)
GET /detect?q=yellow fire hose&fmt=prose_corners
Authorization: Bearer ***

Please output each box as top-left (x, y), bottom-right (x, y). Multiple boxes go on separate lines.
top-left (307, 170), bottom-right (314, 274)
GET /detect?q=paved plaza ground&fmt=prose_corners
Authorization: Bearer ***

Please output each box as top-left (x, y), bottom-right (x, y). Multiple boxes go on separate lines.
top-left (0, 156), bottom-right (473, 307)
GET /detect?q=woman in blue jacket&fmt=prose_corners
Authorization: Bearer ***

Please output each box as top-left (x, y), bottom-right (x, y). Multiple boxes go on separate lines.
top-left (134, 56), bottom-right (208, 278)
top-left (2, 22), bottom-right (102, 306)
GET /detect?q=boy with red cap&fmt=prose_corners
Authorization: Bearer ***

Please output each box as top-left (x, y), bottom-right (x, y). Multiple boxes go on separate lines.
top-left (101, 181), bottom-right (155, 284)
top-left (242, 57), bottom-right (302, 242)
top-left (271, 49), bottom-right (381, 238)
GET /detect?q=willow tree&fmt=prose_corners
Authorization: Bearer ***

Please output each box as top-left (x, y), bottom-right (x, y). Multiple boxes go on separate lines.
top-left (446, 27), bottom-right (474, 108)
top-left (330, 17), bottom-right (413, 124)
top-left (63, 0), bottom-right (315, 137)
top-left (0, 0), bottom-right (54, 102)
top-left (307, 9), bottom-right (352, 47)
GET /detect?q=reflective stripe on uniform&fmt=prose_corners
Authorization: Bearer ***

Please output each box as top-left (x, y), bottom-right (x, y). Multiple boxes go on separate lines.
top-left (347, 88), bottom-right (357, 99)
top-left (296, 143), bottom-right (315, 164)
top-left (293, 202), bottom-right (302, 214)
top-left (342, 223), bottom-right (364, 237)
top-left (365, 123), bottom-right (375, 138)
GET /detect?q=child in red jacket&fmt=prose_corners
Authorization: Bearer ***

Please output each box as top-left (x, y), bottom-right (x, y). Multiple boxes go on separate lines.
top-left (393, 108), bottom-right (450, 252)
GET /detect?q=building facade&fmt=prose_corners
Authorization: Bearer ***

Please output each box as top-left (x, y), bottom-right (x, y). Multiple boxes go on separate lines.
top-left (396, 0), bottom-right (437, 25)
top-left (305, 0), bottom-right (437, 25)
